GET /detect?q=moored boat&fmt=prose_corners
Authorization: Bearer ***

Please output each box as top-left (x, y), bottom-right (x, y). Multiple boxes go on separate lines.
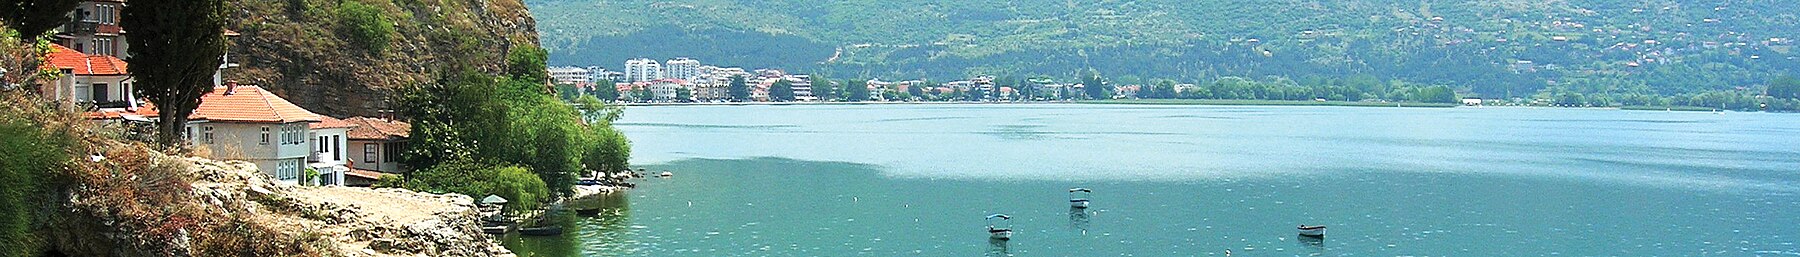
top-left (987, 214), bottom-right (1014, 240)
top-left (1068, 188), bottom-right (1092, 208)
top-left (1297, 225), bottom-right (1326, 237)
top-left (518, 226), bottom-right (563, 236)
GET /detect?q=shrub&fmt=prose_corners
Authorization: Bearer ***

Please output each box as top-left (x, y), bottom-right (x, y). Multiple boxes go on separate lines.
top-left (1, 90), bottom-right (82, 257)
top-left (373, 174), bottom-right (404, 188)
top-left (335, 1), bottom-right (393, 54)
top-left (406, 160), bottom-right (548, 212)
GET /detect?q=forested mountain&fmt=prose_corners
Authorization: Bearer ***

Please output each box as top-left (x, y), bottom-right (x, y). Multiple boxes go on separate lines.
top-left (527, 0), bottom-right (1798, 100)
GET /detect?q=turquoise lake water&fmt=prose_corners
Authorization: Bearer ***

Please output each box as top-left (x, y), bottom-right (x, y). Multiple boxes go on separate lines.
top-left (506, 104), bottom-right (1800, 256)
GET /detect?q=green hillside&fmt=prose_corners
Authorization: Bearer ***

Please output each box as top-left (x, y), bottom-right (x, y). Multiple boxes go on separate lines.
top-left (527, 0), bottom-right (1798, 101)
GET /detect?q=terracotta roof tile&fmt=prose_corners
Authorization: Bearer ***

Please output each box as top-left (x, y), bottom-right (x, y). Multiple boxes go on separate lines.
top-left (311, 116), bottom-right (359, 129)
top-left (189, 85), bottom-right (321, 123)
top-left (45, 44), bottom-right (128, 76)
top-left (344, 117), bottom-right (409, 140)
top-left (346, 168), bottom-right (389, 179)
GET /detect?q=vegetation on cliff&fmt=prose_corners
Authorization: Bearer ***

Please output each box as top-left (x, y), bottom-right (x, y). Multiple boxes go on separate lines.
top-left (397, 45), bottom-right (632, 208)
top-left (224, 0), bottom-right (540, 117)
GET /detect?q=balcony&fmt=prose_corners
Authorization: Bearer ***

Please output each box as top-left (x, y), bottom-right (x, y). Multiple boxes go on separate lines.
top-left (62, 21), bottom-right (99, 34)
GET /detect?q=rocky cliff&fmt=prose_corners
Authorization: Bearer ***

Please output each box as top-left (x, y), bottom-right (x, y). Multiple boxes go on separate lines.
top-left (222, 0), bottom-right (541, 117)
top-left (45, 142), bottom-right (512, 257)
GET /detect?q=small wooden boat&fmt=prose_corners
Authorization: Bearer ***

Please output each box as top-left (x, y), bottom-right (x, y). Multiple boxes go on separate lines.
top-left (1297, 225), bottom-right (1326, 237)
top-left (575, 208), bottom-right (601, 216)
top-left (1068, 188), bottom-right (1092, 209)
top-left (481, 225), bottom-right (509, 235)
top-left (518, 226), bottom-right (563, 236)
top-left (986, 214), bottom-right (1014, 240)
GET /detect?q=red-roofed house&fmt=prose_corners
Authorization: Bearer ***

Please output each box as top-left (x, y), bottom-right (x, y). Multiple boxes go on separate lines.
top-left (343, 117), bottom-right (410, 176)
top-left (43, 44), bottom-right (135, 108)
top-left (55, 0), bottom-right (128, 58)
top-left (132, 82), bottom-right (323, 184)
top-left (308, 116), bottom-right (357, 186)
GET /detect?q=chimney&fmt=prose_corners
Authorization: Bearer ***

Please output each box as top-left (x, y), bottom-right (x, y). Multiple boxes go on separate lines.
top-left (223, 80), bottom-right (239, 95)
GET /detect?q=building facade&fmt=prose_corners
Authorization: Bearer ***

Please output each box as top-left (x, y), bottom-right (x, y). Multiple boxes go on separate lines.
top-left (308, 117), bottom-right (356, 186)
top-left (664, 58), bottom-right (702, 81)
top-left (548, 66), bottom-right (592, 85)
top-left (344, 117), bottom-right (410, 176)
top-left (624, 58), bottom-right (662, 82)
top-left (55, 0), bottom-right (128, 58)
top-left (43, 44), bottom-right (133, 109)
top-left (181, 83), bottom-right (322, 184)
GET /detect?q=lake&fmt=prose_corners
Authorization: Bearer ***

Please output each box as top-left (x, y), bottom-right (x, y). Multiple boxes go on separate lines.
top-left (505, 104), bottom-right (1800, 256)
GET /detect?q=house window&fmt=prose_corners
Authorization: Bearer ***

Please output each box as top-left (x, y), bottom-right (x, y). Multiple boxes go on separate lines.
top-left (73, 84), bottom-right (92, 102)
top-left (185, 127), bottom-right (193, 142)
top-left (316, 135), bottom-right (326, 152)
top-left (203, 126), bottom-right (214, 144)
top-left (96, 4), bottom-right (116, 24)
top-left (260, 126), bottom-right (270, 145)
top-left (93, 38), bottom-right (113, 57)
top-left (332, 136), bottom-right (342, 161)
top-left (91, 83), bottom-right (108, 102)
top-left (364, 143), bottom-right (378, 164)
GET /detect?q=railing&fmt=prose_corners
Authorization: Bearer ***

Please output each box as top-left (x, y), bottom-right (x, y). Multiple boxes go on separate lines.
top-left (64, 21), bottom-right (99, 33)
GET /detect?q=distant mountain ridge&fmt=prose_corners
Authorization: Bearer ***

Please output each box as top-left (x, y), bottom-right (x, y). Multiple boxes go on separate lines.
top-left (527, 0), bottom-right (1798, 97)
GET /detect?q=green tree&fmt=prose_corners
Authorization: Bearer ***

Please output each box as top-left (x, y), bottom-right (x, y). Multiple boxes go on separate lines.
top-left (675, 86), bottom-right (693, 102)
top-left (631, 87), bottom-right (652, 101)
top-left (572, 94), bottom-right (621, 125)
top-left (727, 75), bottom-right (749, 101)
top-left (335, 1), bottom-right (393, 54)
top-left (505, 46), bottom-right (550, 84)
top-left (0, 0), bottom-right (79, 40)
top-left (123, 0), bottom-right (229, 146)
top-left (555, 83), bottom-right (580, 101)
top-left (907, 84), bottom-right (925, 99)
top-left (770, 80), bottom-right (795, 102)
top-left (810, 76), bottom-right (836, 101)
top-left (580, 125), bottom-right (631, 177)
top-left (1771, 76), bottom-right (1800, 99)
top-left (592, 80), bottom-right (620, 101)
top-left (846, 79), bottom-right (870, 102)
top-left (1082, 70), bottom-right (1106, 99)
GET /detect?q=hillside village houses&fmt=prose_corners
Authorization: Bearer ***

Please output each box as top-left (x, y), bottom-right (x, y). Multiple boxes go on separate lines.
top-left (37, 1), bottom-right (412, 186)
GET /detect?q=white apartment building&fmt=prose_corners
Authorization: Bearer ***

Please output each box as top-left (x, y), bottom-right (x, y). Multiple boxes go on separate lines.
top-left (665, 58), bottom-right (703, 81)
top-left (548, 66), bottom-right (592, 85)
top-left (624, 58), bottom-right (662, 82)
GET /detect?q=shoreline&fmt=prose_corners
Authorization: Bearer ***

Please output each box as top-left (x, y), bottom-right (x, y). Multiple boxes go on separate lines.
top-left (615, 99), bottom-right (1754, 113)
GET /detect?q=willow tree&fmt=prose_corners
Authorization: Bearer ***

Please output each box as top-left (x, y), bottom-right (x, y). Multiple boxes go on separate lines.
top-left (121, 0), bottom-right (228, 145)
top-left (0, 0), bottom-right (80, 40)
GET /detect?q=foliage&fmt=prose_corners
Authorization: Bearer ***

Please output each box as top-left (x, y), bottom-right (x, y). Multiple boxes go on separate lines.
top-left (769, 80), bottom-right (795, 102)
top-left (506, 46), bottom-right (550, 84)
top-left (301, 167), bottom-right (319, 186)
top-left (1772, 76), bottom-right (1800, 100)
top-left (334, 1), bottom-right (393, 54)
top-left (580, 125), bottom-right (630, 177)
top-left (528, 0), bottom-right (1800, 105)
top-left (404, 159), bottom-right (547, 212)
top-left (1081, 71), bottom-right (1105, 99)
top-left (0, 0), bottom-right (78, 40)
top-left (591, 79), bottom-right (620, 101)
top-left (401, 46), bottom-right (630, 200)
top-left (373, 174), bottom-right (404, 188)
top-left (844, 78), bottom-right (870, 101)
top-left (123, 0), bottom-right (229, 146)
top-left (727, 75), bottom-right (749, 101)
top-left (0, 95), bottom-right (78, 257)
top-left (810, 76), bottom-right (837, 101)
top-left (674, 86), bottom-right (692, 101)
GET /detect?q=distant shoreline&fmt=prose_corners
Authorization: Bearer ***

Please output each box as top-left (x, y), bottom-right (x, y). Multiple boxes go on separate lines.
top-left (615, 99), bottom-right (1737, 112)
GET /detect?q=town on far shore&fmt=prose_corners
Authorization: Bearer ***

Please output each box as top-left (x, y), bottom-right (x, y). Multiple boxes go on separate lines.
top-left (557, 58), bottom-right (1568, 108)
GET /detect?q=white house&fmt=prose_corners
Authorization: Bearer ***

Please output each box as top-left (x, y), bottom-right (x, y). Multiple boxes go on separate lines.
top-left (308, 116), bottom-right (357, 186)
top-left (43, 44), bottom-right (134, 109)
top-left (172, 82), bottom-right (322, 184)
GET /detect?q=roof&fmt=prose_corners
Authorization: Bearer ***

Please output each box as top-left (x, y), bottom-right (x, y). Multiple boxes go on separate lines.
top-left (311, 116), bottom-right (359, 129)
top-left (189, 85), bottom-right (322, 123)
top-left (46, 44), bottom-right (129, 76)
top-left (345, 168), bottom-right (388, 180)
top-left (344, 117), bottom-right (410, 140)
